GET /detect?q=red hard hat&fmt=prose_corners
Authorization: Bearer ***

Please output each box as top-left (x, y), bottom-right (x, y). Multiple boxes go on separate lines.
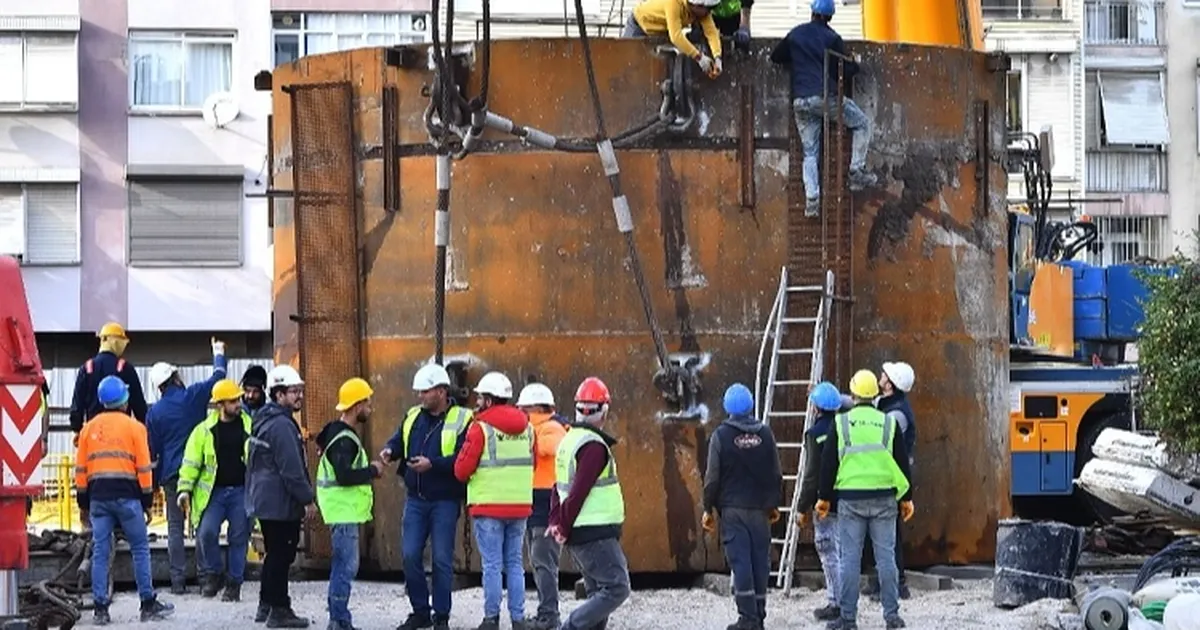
top-left (575, 377), bottom-right (611, 404)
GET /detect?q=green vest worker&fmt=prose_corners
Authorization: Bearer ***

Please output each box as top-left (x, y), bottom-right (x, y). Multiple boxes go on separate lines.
top-left (315, 378), bottom-right (385, 630)
top-left (453, 371), bottom-right (535, 630)
top-left (816, 369), bottom-right (915, 630)
top-left (547, 377), bottom-right (630, 630)
top-left (176, 378), bottom-right (253, 602)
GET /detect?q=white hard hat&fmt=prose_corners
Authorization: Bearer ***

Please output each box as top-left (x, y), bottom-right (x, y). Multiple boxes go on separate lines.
top-left (267, 364), bottom-right (305, 389)
top-left (517, 383), bottom-right (556, 407)
top-left (689, 0), bottom-right (721, 6)
top-left (148, 362), bottom-right (177, 389)
top-left (882, 361), bottom-right (916, 393)
top-left (474, 371), bottom-right (514, 399)
top-left (412, 363), bottom-right (451, 391)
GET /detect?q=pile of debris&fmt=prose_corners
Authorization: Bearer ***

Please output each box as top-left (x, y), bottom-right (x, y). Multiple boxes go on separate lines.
top-left (12, 529), bottom-right (102, 629)
top-left (1078, 428), bottom-right (1200, 529)
top-left (1085, 514), bottom-right (1179, 556)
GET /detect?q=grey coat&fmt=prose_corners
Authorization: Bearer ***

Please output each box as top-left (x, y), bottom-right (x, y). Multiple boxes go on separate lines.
top-left (246, 402), bottom-right (314, 521)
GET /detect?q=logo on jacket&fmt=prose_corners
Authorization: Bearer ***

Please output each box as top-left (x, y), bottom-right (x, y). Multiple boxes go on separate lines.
top-left (733, 433), bottom-right (762, 449)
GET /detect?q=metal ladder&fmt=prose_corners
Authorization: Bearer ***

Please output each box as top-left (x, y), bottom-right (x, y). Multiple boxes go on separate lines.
top-left (754, 266), bottom-right (835, 593)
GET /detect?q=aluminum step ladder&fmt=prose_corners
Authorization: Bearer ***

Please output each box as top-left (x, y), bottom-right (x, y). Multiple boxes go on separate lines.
top-left (754, 266), bottom-right (835, 593)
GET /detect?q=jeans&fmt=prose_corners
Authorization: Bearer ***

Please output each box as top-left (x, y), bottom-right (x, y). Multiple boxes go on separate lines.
top-left (526, 526), bottom-right (562, 620)
top-left (90, 498), bottom-right (155, 606)
top-left (719, 507), bottom-right (771, 623)
top-left (792, 95), bottom-right (872, 201)
top-left (814, 513), bottom-right (841, 607)
top-left (328, 524), bottom-right (360, 624)
top-left (473, 517), bottom-right (527, 621)
top-left (837, 496), bottom-right (901, 623)
top-left (562, 538), bottom-right (630, 630)
top-left (621, 13), bottom-right (647, 37)
top-left (162, 476), bottom-right (194, 584)
top-left (402, 497), bottom-right (461, 620)
top-left (259, 519), bottom-right (301, 608)
top-left (197, 485), bottom-right (251, 583)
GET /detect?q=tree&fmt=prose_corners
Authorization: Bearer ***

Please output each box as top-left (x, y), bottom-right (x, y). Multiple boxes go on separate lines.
top-left (1137, 247), bottom-right (1200, 455)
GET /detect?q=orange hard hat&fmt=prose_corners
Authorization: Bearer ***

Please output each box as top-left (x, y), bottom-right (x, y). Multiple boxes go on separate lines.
top-left (575, 377), bottom-right (611, 404)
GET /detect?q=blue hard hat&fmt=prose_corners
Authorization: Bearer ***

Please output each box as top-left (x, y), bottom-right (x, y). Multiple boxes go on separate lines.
top-left (723, 383), bottom-right (755, 416)
top-left (809, 381), bottom-right (842, 411)
top-left (811, 0), bottom-right (836, 16)
top-left (97, 375), bottom-right (129, 409)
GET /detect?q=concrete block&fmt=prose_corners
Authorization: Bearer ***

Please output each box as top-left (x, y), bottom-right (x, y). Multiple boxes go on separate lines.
top-left (903, 570), bottom-right (954, 592)
top-left (923, 564), bottom-right (994, 581)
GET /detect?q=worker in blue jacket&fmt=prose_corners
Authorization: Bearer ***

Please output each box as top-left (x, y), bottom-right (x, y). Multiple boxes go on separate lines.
top-left (146, 339), bottom-right (227, 594)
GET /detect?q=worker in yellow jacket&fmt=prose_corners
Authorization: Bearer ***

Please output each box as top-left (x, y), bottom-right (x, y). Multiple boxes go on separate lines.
top-left (623, 0), bottom-right (724, 79)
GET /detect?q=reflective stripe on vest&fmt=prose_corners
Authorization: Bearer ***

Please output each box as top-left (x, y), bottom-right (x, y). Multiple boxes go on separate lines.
top-left (553, 428), bottom-right (625, 528)
top-left (85, 358), bottom-right (126, 374)
top-left (177, 410), bottom-right (252, 527)
top-left (316, 429), bottom-right (374, 525)
top-left (833, 406), bottom-right (911, 499)
top-left (466, 422), bottom-right (534, 506)
top-left (401, 405), bottom-right (473, 457)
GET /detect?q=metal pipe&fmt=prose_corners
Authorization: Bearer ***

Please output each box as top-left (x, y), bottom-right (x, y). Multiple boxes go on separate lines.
top-left (0, 570), bottom-right (17, 616)
top-left (433, 152), bottom-right (451, 364)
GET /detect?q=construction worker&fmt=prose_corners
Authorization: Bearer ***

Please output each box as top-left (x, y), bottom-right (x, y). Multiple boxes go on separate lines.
top-left (241, 364), bottom-right (269, 415)
top-left (796, 381), bottom-right (846, 622)
top-left (624, 0), bottom-right (724, 79)
top-left (380, 363), bottom-right (474, 630)
top-left (708, 0), bottom-right (753, 51)
top-left (315, 377), bottom-right (385, 630)
top-left (454, 372), bottom-right (535, 630)
top-left (546, 377), bottom-right (630, 630)
top-left (147, 338), bottom-right (228, 594)
top-left (864, 360), bottom-right (918, 600)
top-left (176, 378), bottom-right (253, 602)
top-left (770, 0), bottom-right (876, 218)
top-left (69, 322), bottom-right (148, 432)
top-left (701, 383), bottom-right (782, 630)
top-left (246, 364), bottom-right (316, 628)
top-left (516, 382), bottom-right (567, 630)
top-left (76, 375), bottom-right (174, 625)
top-left (816, 370), bottom-right (914, 630)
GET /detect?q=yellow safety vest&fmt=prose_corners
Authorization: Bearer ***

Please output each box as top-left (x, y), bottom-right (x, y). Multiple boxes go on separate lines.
top-left (316, 429), bottom-right (374, 525)
top-left (466, 423), bottom-right (535, 506)
top-left (177, 410), bottom-right (252, 527)
top-left (401, 405), bottom-right (473, 456)
top-left (554, 428), bottom-right (625, 528)
top-left (833, 405), bottom-right (911, 499)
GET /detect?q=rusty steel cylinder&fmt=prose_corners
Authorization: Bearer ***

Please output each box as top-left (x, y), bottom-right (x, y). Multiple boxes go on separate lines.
top-left (268, 37), bottom-right (1011, 573)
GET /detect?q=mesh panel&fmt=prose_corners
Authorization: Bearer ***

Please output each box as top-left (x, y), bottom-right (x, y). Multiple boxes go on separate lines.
top-left (290, 82), bottom-right (361, 560)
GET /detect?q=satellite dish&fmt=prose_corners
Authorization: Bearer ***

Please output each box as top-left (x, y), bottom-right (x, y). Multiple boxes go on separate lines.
top-left (202, 92), bottom-right (240, 129)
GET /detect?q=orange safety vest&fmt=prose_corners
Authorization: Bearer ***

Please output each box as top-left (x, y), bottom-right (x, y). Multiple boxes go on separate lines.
top-left (529, 412), bottom-right (567, 491)
top-left (74, 410), bottom-right (153, 500)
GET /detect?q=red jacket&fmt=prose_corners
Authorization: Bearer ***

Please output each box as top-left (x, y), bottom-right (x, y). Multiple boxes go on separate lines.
top-left (454, 404), bottom-right (535, 519)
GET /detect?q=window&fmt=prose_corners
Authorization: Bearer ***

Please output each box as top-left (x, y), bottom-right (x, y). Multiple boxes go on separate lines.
top-left (1007, 70), bottom-right (1024, 136)
top-left (1087, 70), bottom-right (1169, 147)
top-left (0, 183), bottom-right (80, 265)
top-left (128, 179), bottom-right (243, 266)
top-left (128, 31), bottom-right (234, 110)
top-left (0, 33), bottom-right (78, 109)
top-left (1084, 1), bottom-right (1161, 45)
top-left (1085, 216), bottom-right (1166, 266)
top-left (272, 12), bottom-right (431, 67)
top-left (982, 0), bottom-right (1064, 19)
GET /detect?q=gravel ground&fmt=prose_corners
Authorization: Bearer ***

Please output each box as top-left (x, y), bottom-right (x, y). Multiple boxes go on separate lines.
top-left (91, 578), bottom-right (1070, 629)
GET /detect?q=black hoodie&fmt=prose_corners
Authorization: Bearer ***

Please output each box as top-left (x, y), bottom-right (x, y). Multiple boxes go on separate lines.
top-left (315, 419), bottom-right (379, 487)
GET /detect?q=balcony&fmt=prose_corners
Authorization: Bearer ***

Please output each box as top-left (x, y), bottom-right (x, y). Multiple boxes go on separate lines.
top-left (1086, 149), bottom-right (1167, 193)
top-left (982, 0), bottom-right (1064, 20)
top-left (1085, 0), bottom-right (1163, 46)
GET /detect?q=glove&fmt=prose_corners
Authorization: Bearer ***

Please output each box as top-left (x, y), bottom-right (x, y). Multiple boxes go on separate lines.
top-left (177, 492), bottom-right (190, 511)
top-left (815, 499), bottom-right (831, 520)
top-left (701, 511), bottom-right (716, 533)
top-left (211, 336), bottom-right (226, 357)
top-left (797, 511), bottom-right (810, 527)
top-left (696, 55), bottom-right (715, 75)
top-left (767, 508), bottom-right (781, 524)
top-left (707, 56), bottom-right (723, 79)
top-left (734, 27), bottom-right (751, 48)
top-left (900, 500), bottom-right (915, 523)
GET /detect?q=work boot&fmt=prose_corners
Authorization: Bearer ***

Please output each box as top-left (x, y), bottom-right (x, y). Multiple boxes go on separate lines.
top-left (202, 574), bottom-right (224, 598)
top-left (726, 616), bottom-right (762, 630)
top-left (170, 579), bottom-right (188, 595)
top-left (256, 603), bottom-right (272, 623)
top-left (94, 605), bottom-right (111, 626)
top-left (140, 596), bottom-right (176, 622)
top-left (326, 621), bottom-right (361, 630)
top-left (529, 615), bottom-right (560, 630)
top-left (395, 614), bottom-right (433, 630)
top-left (266, 606), bottom-right (311, 628)
top-left (805, 197), bottom-right (821, 218)
top-left (885, 616), bottom-right (907, 629)
top-left (848, 169), bottom-right (877, 191)
top-left (826, 619), bottom-right (857, 630)
top-left (813, 604), bottom-right (841, 621)
top-left (862, 576), bottom-right (880, 596)
top-left (899, 582), bottom-right (911, 600)
top-left (222, 582), bottom-right (242, 602)
top-left (476, 617), bottom-right (500, 630)
top-left (511, 619), bottom-right (528, 630)
top-left (432, 618), bottom-right (450, 630)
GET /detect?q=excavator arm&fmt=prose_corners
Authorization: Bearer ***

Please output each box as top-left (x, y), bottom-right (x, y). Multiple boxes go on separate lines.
top-left (860, 0), bottom-right (986, 51)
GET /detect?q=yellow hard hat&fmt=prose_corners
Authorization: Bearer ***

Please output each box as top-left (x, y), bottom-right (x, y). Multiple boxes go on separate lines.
top-left (210, 379), bottom-right (244, 403)
top-left (336, 377), bottom-right (374, 411)
top-left (97, 322), bottom-right (127, 339)
top-left (848, 369), bottom-right (880, 399)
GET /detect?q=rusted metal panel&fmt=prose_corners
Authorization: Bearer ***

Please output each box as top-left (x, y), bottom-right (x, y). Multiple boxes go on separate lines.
top-left (271, 38), bottom-right (1010, 572)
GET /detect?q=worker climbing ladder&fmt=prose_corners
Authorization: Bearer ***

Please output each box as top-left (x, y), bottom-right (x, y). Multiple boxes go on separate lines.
top-left (755, 266), bottom-right (835, 592)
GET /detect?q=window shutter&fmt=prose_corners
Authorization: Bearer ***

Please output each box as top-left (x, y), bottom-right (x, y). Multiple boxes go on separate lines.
top-left (25, 35), bottom-right (77, 105)
top-left (1085, 72), bottom-right (1100, 149)
top-left (0, 37), bottom-right (23, 104)
top-left (128, 179), bottom-right (242, 265)
top-left (0, 185), bottom-right (25, 258)
top-left (25, 184), bottom-right (79, 264)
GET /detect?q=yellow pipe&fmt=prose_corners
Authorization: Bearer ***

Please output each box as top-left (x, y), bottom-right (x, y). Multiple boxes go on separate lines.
top-left (862, 0), bottom-right (898, 44)
top-left (862, 0), bottom-right (985, 51)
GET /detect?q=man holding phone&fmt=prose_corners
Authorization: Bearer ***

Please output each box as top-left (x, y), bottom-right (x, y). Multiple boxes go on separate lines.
top-left (381, 363), bottom-right (475, 630)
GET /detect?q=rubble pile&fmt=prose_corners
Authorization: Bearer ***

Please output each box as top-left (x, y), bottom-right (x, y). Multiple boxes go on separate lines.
top-left (1078, 428), bottom-right (1200, 529)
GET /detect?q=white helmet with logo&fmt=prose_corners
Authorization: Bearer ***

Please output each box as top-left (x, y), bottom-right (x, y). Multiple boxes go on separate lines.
top-left (474, 371), bottom-right (514, 399)
top-left (412, 363), bottom-right (451, 391)
top-left (148, 362), bottom-right (178, 389)
top-left (516, 383), bottom-right (556, 407)
top-left (267, 364), bottom-right (304, 389)
top-left (881, 361), bottom-right (916, 393)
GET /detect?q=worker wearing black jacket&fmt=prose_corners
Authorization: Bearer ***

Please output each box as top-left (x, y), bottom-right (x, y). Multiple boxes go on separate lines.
top-left (69, 322), bottom-right (148, 431)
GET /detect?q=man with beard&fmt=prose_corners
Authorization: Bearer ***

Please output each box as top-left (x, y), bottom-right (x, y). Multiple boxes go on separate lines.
top-left (316, 378), bottom-right (386, 630)
top-left (241, 365), bottom-right (268, 416)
